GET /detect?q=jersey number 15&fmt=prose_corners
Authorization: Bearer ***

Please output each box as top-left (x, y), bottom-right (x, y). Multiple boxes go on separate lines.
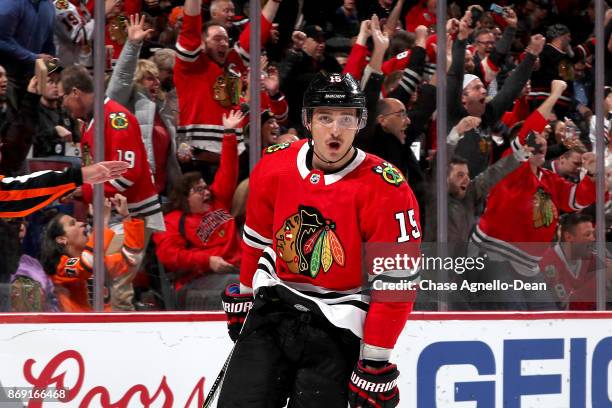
top-left (395, 209), bottom-right (420, 242)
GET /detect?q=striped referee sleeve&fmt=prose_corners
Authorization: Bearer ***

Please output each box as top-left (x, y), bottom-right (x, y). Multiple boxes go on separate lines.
top-left (0, 168), bottom-right (82, 217)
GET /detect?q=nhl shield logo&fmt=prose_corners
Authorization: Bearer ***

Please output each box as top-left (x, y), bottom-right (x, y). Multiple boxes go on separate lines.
top-left (309, 173), bottom-right (321, 184)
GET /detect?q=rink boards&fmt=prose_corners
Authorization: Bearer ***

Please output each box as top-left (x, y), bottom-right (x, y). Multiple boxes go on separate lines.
top-left (0, 311), bottom-right (611, 407)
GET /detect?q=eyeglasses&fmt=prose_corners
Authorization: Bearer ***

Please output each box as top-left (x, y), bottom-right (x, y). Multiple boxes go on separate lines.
top-left (190, 185), bottom-right (207, 194)
top-left (313, 114), bottom-right (360, 130)
top-left (477, 41), bottom-right (495, 46)
top-left (381, 110), bottom-right (407, 118)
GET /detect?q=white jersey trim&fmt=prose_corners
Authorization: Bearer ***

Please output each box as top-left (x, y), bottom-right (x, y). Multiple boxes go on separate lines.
top-left (296, 142), bottom-right (367, 186)
top-left (243, 224), bottom-right (273, 250)
top-left (252, 247), bottom-right (368, 338)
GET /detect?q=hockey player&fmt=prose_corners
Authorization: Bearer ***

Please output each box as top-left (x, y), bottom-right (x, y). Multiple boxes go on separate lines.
top-left (218, 72), bottom-right (421, 407)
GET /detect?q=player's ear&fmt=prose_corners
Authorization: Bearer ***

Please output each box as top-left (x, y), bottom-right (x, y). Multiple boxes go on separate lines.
top-left (56, 236), bottom-right (68, 246)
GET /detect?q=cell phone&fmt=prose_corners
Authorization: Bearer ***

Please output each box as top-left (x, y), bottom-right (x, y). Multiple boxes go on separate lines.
top-left (469, 6), bottom-right (483, 28)
top-left (489, 3), bottom-right (506, 16)
top-left (526, 130), bottom-right (543, 154)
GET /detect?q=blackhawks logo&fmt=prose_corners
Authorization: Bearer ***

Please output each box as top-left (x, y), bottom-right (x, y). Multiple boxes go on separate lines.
top-left (372, 162), bottom-right (405, 187)
top-left (533, 187), bottom-right (558, 228)
top-left (109, 112), bottom-right (129, 130)
top-left (265, 142), bottom-right (291, 155)
top-left (275, 205), bottom-right (345, 278)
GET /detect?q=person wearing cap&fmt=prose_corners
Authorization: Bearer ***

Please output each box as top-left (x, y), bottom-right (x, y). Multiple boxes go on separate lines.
top-left (260, 110), bottom-right (281, 147)
top-left (448, 8), bottom-right (544, 178)
top-left (1, 59), bottom-right (65, 175)
top-left (279, 25), bottom-right (343, 129)
top-left (529, 23), bottom-right (595, 119)
top-left (26, 64), bottom-right (82, 165)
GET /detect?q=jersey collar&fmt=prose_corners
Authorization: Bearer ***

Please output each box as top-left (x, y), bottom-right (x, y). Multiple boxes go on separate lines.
top-left (85, 97), bottom-right (111, 132)
top-left (553, 243), bottom-right (582, 279)
top-left (296, 140), bottom-right (366, 185)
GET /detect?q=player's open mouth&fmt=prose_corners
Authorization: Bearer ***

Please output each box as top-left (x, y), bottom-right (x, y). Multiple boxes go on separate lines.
top-left (479, 97), bottom-right (486, 104)
top-left (328, 141), bottom-right (341, 150)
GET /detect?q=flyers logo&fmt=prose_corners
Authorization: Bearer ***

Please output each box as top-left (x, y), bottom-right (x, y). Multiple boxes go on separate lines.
top-left (65, 258), bottom-right (79, 276)
top-left (66, 258), bottom-right (79, 267)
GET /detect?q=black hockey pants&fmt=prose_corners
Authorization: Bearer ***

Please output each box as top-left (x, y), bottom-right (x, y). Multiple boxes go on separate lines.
top-left (217, 286), bottom-right (361, 408)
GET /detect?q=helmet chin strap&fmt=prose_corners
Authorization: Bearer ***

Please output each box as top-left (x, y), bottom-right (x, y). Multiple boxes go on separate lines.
top-left (308, 138), bottom-right (354, 165)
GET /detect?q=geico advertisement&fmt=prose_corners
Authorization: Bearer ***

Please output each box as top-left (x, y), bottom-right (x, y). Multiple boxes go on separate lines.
top-left (0, 314), bottom-right (611, 407)
top-left (397, 316), bottom-right (612, 408)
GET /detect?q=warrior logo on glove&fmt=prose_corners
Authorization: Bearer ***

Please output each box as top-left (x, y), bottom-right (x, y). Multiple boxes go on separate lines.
top-left (275, 205), bottom-right (345, 278)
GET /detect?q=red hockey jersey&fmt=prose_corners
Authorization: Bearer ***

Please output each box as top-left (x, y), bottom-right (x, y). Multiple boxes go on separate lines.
top-left (54, 0), bottom-right (93, 67)
top-left (404, 1), bottom-right (437, 33)
top-left (539, 244), bottom-right (596, 310)
top-left (153, 134), bottom-right (241, 289)
top-left (472, 162), bottom-right (595, 276)
top-left (81, 98), bottom-right (164, 231)
top-left (241, 140), bottom-right (421, 361)
top-left (52, 218), bottom-right (145, 312)
top-left (174, 12), bottom-right (272, 154)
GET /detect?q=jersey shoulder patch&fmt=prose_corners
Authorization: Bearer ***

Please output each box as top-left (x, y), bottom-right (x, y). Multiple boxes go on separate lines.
top-left (264, 142), bottom-right (291, 155)
top-left (109, 112), bottom-right (129, 130)
top-left (372, 161), bottom-right (406, 187)
top-left (55, 0), bottom-right (70, 10)
top-left (64, 257), bottom-right (79, 276)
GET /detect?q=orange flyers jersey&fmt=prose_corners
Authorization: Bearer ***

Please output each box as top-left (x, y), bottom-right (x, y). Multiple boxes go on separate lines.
top-left (52, 218), bottom-right (145, 312)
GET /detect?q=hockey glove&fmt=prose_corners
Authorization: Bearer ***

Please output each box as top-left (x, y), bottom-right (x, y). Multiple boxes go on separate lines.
top-left (348, 361), bottom-right (400, 408)
top-left (221, 283), bottom-right (253, 342)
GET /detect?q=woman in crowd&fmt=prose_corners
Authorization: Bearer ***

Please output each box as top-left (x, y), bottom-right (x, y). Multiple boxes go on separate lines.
top-left (153, 111), bottom-right (244, 305)
top-left (106, 14), bottom-right (182, 196)
top-left (40, 194), bottom-right (145, 312)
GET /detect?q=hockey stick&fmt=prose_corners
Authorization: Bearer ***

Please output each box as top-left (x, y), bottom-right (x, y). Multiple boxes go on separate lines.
top-left (202, 308), bottom-right (252, 408)
top-left (202, 343), bottom-right (236, 408)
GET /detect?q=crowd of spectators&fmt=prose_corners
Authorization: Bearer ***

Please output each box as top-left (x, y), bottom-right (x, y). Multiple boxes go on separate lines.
top-left (1, 0), bottom-right (611, 312)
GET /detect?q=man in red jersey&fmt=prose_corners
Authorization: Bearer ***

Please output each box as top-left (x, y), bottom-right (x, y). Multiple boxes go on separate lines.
top-left (218, 72), bottom-right (421, 408)
top-left (59, 66), bottom-right (163, 231)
